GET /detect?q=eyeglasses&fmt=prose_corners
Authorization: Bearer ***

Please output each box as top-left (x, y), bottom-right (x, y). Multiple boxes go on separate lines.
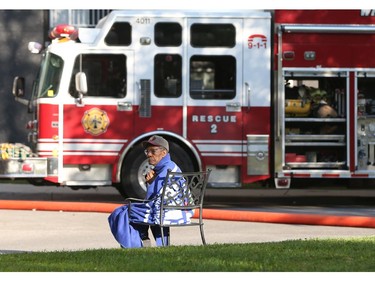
top-left (144, 147), bottom-right (164, 156)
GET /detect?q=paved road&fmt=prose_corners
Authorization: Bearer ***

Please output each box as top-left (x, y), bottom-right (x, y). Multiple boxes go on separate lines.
top-left (1, 182), bottom-right (375, 253)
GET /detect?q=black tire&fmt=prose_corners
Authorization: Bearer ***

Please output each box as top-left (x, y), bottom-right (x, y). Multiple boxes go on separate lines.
top-left (168, 141), bottom-right (196, 173)
top-left (116, 140), bottom-right (196, 199)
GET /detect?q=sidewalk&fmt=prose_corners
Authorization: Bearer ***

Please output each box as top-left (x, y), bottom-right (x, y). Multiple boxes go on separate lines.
top-left (2, 182), bottom-right (375, 253)
top-left (2, 183), bottom-right (375, 228)
top-left (1, 209), bottom-right (375, 253)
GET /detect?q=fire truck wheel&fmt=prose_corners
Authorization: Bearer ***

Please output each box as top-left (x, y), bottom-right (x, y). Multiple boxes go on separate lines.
top-left (168, 141), bottom-right (196, 176)
top-left (117, 141), bottom-right (195, 199)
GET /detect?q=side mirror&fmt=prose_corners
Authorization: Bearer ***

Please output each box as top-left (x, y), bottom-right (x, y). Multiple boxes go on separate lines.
top-left (75, 72), bottom-right (87, 106)
top-left (75, 72), bottom-right (88, 94)
top-left (12, 76), bottom-right (30, 107)
top-left (12, 76), bottom-right (25, 97)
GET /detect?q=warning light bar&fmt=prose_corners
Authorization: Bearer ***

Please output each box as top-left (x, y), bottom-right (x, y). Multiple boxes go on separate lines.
top-left (49, 24), bottom-right (78, 40)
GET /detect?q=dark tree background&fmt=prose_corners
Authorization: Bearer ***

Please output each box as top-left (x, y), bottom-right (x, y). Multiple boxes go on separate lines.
top-left (0, 10), bottom-right (47, 144)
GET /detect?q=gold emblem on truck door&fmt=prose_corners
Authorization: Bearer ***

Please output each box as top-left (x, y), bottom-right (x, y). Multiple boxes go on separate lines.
top-left (81, 108), bottom-right (110, 136)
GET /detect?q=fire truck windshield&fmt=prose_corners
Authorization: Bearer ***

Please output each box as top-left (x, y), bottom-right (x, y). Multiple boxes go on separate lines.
top-left (36, 52), bottom-right (63, 98)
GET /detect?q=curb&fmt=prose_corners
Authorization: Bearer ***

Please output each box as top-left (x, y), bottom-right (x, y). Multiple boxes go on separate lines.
top-left (1, 200), bottom-right (375, 228)
top-left (201, 208), bottom-right (375, 228)
top-left (0, 200), bottom-right (119, 213)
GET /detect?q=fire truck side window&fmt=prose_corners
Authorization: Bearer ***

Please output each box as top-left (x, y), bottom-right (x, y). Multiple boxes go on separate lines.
top-left (154, 54), bottom-right (182, 98)
top-left (105, 22), bottom-right (132, 46)
top-left (190, 55), bottom-right (236, 100)
top-left (155, 22), bottom-right (182, 47)
top-left (190, 24), bottom-right (235, 48)
top-left (69, 54), bottom-right (127, 98)
top-left (38, 53), bottom-right (64, 98)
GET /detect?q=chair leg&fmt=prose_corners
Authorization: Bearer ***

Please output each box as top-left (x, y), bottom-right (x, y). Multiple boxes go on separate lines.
top-left (160, 226), bottom-right (165, 246)
top-left (199, 224), bottom-right (206, 245)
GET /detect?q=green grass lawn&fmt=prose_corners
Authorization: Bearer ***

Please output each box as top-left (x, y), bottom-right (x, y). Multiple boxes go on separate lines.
top-left (1, 236), bottom-right (375, 272)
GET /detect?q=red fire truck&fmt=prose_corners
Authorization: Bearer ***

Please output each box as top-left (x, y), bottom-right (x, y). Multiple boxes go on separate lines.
top-left (3, 9), bottom-right (375, 198)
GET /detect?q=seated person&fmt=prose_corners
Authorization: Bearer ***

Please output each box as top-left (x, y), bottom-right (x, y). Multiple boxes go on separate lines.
top-left (108, 135), bottom-right (193, 248)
